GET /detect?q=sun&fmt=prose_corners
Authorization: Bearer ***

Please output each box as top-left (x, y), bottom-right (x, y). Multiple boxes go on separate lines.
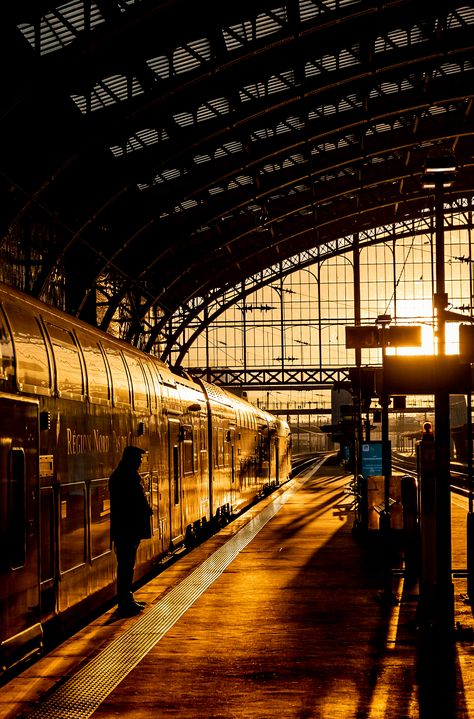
top-left (385, 299), bottom-right (460, 356)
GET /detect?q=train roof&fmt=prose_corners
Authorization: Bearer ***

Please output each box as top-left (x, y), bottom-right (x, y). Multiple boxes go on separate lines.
top-left (0, 280), bottom-right (168, 369)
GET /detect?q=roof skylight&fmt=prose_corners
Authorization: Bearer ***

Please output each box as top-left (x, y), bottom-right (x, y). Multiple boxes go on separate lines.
top-left (240, 70), bottom-right (295, 102)
top-left (110, 128), bottom-right (169, 157)
top-left (147, 38), bottom-right (211, 79)
top-left (298, 0), bottom-right (361, 23)
top-left (18, 0), bottom-right (105, 55)
top-left (71, 74), bottom-right (144, 113)
top-left (222, 7), bottom-right (287, 51)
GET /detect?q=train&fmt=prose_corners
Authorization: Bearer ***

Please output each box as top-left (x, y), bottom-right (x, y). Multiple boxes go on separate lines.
top-left (0, 282), bottom-right (291, 673)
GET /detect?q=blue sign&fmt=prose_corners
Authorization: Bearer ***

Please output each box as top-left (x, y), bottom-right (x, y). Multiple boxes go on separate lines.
top-left (360, 441), bottom-right (386, 479)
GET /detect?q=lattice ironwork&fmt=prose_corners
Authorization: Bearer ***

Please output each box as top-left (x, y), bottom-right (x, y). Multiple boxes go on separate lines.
top-left (187, 366), bottom-right (351, 389)
top-left (1, 2), bottom-right (474, 359)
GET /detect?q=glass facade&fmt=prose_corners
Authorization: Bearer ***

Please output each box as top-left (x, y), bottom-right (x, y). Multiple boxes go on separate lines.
top-left (178, 208), bottom-right (473, 384)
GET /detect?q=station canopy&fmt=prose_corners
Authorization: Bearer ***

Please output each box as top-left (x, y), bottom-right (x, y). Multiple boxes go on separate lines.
top-left (2, 1), bottom-right (474, 354)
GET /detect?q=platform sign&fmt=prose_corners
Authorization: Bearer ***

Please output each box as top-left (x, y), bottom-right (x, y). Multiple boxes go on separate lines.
top-left (345, 326), bottom-right (379, 349)
top-left (360, 440), bottom-right (384, 479)
top-left (345, 325), bottom-right (422, 349)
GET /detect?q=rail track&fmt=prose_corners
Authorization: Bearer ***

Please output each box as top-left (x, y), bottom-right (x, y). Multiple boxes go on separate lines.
top-left (392, 451), bottom-right (474, 499)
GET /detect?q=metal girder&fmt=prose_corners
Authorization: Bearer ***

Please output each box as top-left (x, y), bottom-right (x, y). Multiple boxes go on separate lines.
top-left (1, 1), bottom-right (474, 354)
top-left (186, 365), bottom-right (351, 390)
top-left (156, 202), bottom-right (474, 361)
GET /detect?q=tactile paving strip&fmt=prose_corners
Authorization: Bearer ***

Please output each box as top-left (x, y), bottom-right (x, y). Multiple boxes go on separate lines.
top-left (26, 464), bottom-right (322, 719)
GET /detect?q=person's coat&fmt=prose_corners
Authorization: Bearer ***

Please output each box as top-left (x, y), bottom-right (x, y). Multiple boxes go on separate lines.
top-left (109, 461), bottom-right (152, 544)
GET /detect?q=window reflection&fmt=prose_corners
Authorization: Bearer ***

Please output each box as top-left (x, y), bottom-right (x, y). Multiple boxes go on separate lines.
top-left (107, 349), bottom-right (131, 406)
top-left (9, 448), bottom-right (26, 569)
top-left (47, 323), bottom-right (84, 398)
top-left (4, 302), bottom-right (51, 393)
top-left (123, 353), bottom-right (149, 410)
top-left (77, 334), bottom-right (110, 403)
top-left (40, 487), bottom-right (54, 583)
top-left (60, 483), bottom-right (86, 572)
top-left (90, 479), bottom-right (111, 559)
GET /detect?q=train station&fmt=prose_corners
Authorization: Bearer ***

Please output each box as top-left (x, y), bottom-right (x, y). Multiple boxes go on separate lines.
top-left (2, 2), bottom-right (474, 717)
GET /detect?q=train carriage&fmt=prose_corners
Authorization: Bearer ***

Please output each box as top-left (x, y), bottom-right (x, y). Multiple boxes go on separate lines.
top-left (0, 282), bottom-right (291, 673)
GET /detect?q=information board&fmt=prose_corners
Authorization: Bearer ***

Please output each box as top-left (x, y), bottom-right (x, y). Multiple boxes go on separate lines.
top-left (360, 440), bottom-right (386, 479)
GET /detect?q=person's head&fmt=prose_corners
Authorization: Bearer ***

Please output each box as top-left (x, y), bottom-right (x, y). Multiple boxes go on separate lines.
top-left (121, 445), bottom-right (146, 469)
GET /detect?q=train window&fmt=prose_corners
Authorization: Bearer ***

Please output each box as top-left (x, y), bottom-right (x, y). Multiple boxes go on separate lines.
top-left (123, 352), bottom-right (149, 410)
top-left (46, 323), bottom-right (84, 400)
top-left (0, 306), bottom-right (14, 385)
top-left (161, 367), bottom-right (177, 388)
top-left (142, 360), bottom-right (161, 412)
top-left (40, 487), bottom-right (54, 583)
top-left (181, 424), bottom-right (193, 474)
top-left (172, 445), bottom-right (179, 504)
top-left (199, 421), bottom-right (207, 451)
top-left (216, 427), bottom-right (224, 467)
top-left (90, 479), bottom-right (111, 559)
top-left (223, 430), bottom-right (230, 467)
top-left (76, 333), bottom-right (110, 404)
top-left (59, 482), bottom-right (86, 573)
top-left (9, 448), bottom-right (26, 569)
top-left (4, 302), bottom-right (51, 395)
top-left (106, 349), bottom-right (131, 406)
top-left (145, 470), bottom-right (157, 530)
top-left (193, 425), bottom-right (199, 468)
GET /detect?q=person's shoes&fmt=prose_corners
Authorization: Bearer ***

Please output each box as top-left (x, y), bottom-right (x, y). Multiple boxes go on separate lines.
top-left (134, 600), bottom-right (146, 608)
top-left (117, 601), bottom-right (144, 617)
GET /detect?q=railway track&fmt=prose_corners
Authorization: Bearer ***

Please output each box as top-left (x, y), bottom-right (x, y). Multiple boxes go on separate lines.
top-left (392, 451), bottom-right (474, 499)
top-left (290, 451), bottom-right (337, 477)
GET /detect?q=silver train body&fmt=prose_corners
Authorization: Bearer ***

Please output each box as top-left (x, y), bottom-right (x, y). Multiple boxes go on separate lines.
top-left (0, 283), bottom-right (291, 672)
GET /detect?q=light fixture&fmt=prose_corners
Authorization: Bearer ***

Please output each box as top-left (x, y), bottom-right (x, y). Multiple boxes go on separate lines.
top-left (422, 175), bottom-right (455, 189)
top-left (376, 314), bottom-right (392, 326)
top-left (421, 153), bottom-right (456, 188)
top-left (425, 154), bottom-right (456, 173)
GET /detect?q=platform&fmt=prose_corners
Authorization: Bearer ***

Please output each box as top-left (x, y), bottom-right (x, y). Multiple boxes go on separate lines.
top-left (2, 457), bottom-right (474, 719)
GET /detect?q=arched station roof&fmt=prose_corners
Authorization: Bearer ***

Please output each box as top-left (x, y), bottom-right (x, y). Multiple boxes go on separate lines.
top-left (2, 1), bottom-right (474, 355)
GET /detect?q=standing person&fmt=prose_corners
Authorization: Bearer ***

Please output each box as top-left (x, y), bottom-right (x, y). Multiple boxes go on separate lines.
top-left (109, 445), bottom-right (152, 616)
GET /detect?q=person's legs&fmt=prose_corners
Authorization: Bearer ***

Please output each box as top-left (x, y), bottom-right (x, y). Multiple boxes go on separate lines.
top-left (114, 541), bottom-right (139, 609)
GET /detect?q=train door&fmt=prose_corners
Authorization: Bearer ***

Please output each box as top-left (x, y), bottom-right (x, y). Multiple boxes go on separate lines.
top-left (227, 428), bottom-right (236, 506)
top-left (0, 396), bottom-right (42, 670)
top-left (259, 426), bottom-right (270, 483)
top-left (274, 433), bottom-right (280, 485)
top-left (168, 419), bottom-right (183, 546)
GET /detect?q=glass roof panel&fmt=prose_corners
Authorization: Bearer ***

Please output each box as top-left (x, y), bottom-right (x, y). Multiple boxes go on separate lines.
top-left (17, 1), bottom-right (105, 55)
top-left (434, 60), bottom-right (474, 77)
top-left (147, 55), bottom-right (171, 79)
top-left (110, 128), bottom-right (169, 157)
top-left (214, 141), bottom-right (243, 158)
top-left (222, 7), bottom-right (287, 51)
top-left (173, 38), bottom-right (211, 75)
top-left (298, 0), bottom-right (361, 22)
top-left (71, 74), bottom-right (144, 113)
top-left (173, 110), bottom-right (195, 127)
top-left (154, 168), bottom-right (184, 184)
top-left (447, 6), bottom-right (474, 28)
top-left (228, 175), bottom-right (253, 189)
top-left (173, 199), bottom-right (200, 213)
top-left (240, 70), bottom-right (294, 103)
top-left (194, 154), bottom-right (212, 164)
top-left (197, 98), bottom-right (230, 122)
